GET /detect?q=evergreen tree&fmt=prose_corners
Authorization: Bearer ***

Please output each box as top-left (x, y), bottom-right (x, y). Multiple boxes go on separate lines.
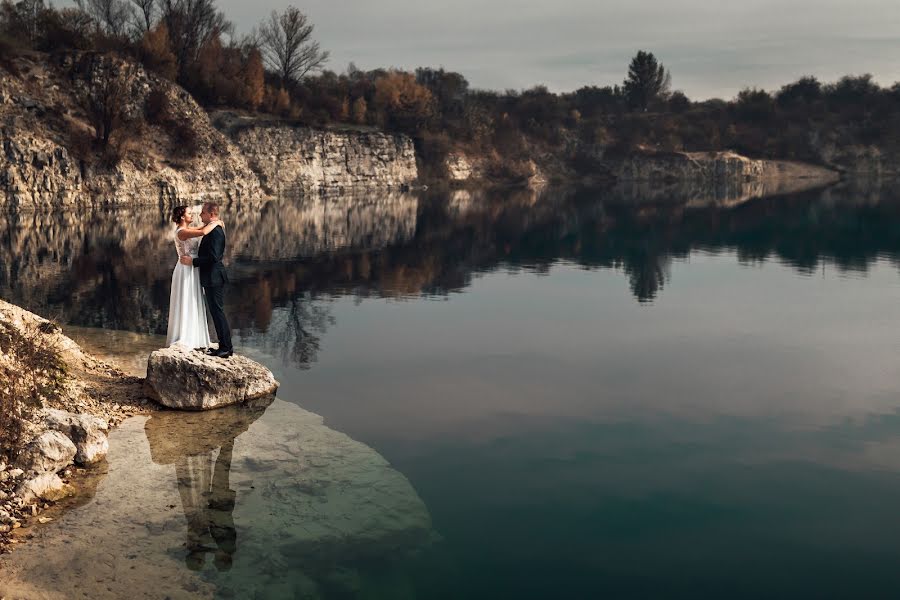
top-left (623, 50), bottom-right (671, 111)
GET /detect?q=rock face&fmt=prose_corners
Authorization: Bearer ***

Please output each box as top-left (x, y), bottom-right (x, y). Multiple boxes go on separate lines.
top-left (0, 53), bottom-right (263, 208)
top-left (44, 409), bottom-right (110, 465)
top-left (145, 345), bottom-right (279, 410)
top-left (606, 151), bottom-right (838, 184)
top-left (226, 119), bottom-right (418, 194)
top-left (0, 54), bottom-right (419, 208)
top-left (0, 135), bottom-right (83, 207)
top-left (445, 152), bottom-right (481, 182)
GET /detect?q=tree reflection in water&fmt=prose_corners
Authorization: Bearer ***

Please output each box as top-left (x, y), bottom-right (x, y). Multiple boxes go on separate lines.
top-left (245, 293), bottom-right (335, 370)
top-left (3, 180), bottom-right (900, 365)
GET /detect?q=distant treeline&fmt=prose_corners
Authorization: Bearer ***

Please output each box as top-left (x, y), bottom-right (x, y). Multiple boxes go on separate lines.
top-left (2, 0), bottom-right (900, 179)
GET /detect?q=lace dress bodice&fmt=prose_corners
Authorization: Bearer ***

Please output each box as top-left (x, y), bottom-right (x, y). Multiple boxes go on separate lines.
top-left (174, 227), bottom-right (200, 259)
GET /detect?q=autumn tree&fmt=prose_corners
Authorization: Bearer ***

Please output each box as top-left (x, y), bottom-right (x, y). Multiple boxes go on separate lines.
top-left (351, 96), bottom-right (367, 124)
top-left (623, 50), bottom-right (671, 111)
top-left (374, 71), bottom-right (434, 133)
top-left (241, 48), bottom-right (264, 110)
top-left (140, 22), bottom-right (177, 79)
top-left (255, 5), bottom-right (328, 85)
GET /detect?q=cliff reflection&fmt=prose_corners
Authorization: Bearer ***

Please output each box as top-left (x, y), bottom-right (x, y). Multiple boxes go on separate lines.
top-left (3, 181), bottom-right (900, 365)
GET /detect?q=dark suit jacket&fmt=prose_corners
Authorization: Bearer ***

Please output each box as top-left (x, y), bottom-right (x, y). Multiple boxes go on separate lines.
top-left (193, 225), bottom-right (228, 288)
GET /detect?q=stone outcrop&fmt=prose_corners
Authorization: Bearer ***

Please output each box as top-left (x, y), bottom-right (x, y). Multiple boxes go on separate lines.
top-left (605, 151), bottom-right (838, 184)
top-left (15, 472), bottom-right (69, 503)
top-left (0, 54), bottom-right (420, 208)
top-left (0, 135), bottom-right (83, 207)
top-left (0, 53), bottom-right (264, 208)
top-left (15, 431), bottom-right (76, 476)
top-left (445, 152), bottom-right (482, 182)
top-left (222, 115), bottom-right (418, 194)
top-left (145, 345), bottom-right (279, 410)
top-left (13, 431), bottom-right (77, 502)
top-left (44, 409), bottom-right (109, 465)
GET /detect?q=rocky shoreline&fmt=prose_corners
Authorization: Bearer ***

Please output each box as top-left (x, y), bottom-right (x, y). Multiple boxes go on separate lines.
top-left (0, 299), bottom-right (153, 553)
top-left (0, 297), bottom-right (283, 556)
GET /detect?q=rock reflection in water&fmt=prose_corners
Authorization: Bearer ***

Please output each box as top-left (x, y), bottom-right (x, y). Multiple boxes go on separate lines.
top-left (7, 181), bottom-right (900, 360)
top-left (0, 398), bottom-right (434, 600)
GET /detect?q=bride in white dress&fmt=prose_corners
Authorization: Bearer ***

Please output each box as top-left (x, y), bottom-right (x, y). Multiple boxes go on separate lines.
top-left (166, 205), bottom-right (223, 348)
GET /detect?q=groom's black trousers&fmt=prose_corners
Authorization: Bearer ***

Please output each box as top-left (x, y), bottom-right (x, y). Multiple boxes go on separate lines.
top-left (204, 284), bottom-right (233, 352)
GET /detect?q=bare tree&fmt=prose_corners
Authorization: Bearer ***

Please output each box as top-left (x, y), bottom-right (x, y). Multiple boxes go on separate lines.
top-left (256, 6), bottom-right (328, 85)
top-left (129, 0), bottom-right (155, 32)
top-left (8, 0), bottom-right (47, 44)
top-left (78, 61), bottom-right (137, 147)
top-left (76, 0), bottom-right (134, 38)
top-left (159, 0), bottom-right (232, 81)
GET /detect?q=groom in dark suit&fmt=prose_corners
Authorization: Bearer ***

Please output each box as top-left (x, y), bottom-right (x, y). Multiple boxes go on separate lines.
top-left (180, 202), bottom-right (233, 358)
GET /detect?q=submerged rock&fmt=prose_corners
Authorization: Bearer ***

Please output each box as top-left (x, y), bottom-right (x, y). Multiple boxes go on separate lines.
top-left (144, 345), bottom-right (279, 410)
top-left (44, 409), bottom-right (110, 465)
top-left (16, 430), bottom-right (76, 476)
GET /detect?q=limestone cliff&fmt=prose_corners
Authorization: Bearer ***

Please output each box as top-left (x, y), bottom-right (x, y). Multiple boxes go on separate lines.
top-left (0, 53), bottom-right (262, 207)
top-left (0, 53), bottom-right (418, 208)
top-left (214, 112), bottom-right (418, 195)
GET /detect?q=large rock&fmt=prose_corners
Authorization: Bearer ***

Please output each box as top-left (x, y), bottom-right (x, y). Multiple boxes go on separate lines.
top-left (16, 472), bottom-right (70, 502)
top-left (44, 409), bottom-right (110, 465)
top-left (145, 345), bottom-right (279, 410)
top-left (16, 430), bottom-right (76, 476)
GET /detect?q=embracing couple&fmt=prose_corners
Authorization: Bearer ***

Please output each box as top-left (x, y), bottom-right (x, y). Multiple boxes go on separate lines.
top-left (165, 202), bottom-right (233, 359)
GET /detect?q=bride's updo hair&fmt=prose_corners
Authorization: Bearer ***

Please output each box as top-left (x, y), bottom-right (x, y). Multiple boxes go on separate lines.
top-left (171, 205), bottom-right (187, 224)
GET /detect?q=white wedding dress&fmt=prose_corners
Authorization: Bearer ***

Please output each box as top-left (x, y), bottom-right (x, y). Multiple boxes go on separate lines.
top-left (166, 227), bottom-right (211, 348)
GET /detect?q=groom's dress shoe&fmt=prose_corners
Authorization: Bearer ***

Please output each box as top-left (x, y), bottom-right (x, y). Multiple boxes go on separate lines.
top-left (215, 349), bottom-right (233, 358)
top-left (206, 348), bottom-right (219, 356)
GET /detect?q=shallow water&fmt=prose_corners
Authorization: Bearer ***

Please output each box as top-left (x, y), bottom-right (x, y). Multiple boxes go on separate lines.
top-left (5, 184), bottom-right (900, 598)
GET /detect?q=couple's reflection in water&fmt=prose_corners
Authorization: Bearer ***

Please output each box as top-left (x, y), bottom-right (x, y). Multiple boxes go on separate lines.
top-left (143, 395), bottom-right (274, 572)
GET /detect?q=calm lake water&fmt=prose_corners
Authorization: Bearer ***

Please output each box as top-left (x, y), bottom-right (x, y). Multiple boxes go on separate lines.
top-left (4, 182), bottom-right (900, 598)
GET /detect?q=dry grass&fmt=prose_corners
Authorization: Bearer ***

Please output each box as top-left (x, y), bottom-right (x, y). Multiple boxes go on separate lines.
top-left (0, 320), bottom-right (66, 461)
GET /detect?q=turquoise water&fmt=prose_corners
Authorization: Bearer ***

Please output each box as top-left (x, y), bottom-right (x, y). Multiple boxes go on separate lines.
top-left (4, 184), bottom-right (900, 598)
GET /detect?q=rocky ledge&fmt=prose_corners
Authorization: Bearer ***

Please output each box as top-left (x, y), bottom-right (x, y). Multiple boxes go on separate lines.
top-left (5, 409), bottom-right (109, 509)
top-left (0, 298), bottom-right (151, 549)
top-left (144, 345), bottom-right (279, 410)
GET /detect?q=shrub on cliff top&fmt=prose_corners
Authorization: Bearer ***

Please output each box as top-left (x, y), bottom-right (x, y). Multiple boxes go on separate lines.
top-left (140, 23), bottom-right (178, 81)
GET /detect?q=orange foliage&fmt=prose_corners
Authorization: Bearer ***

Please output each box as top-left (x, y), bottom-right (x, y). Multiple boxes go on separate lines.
top-left (241, 49), bottom-right (265, 110)
top-left (351, 96), bottom-right (367, 124)
top-left (373, 71), bottom-right (434, 131)
top-left (140, 24), bottom-right (177, 81)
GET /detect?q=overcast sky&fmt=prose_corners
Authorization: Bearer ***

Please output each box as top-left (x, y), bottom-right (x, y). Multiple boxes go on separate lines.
top-left (107, 0), bottom-right (900, 98)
